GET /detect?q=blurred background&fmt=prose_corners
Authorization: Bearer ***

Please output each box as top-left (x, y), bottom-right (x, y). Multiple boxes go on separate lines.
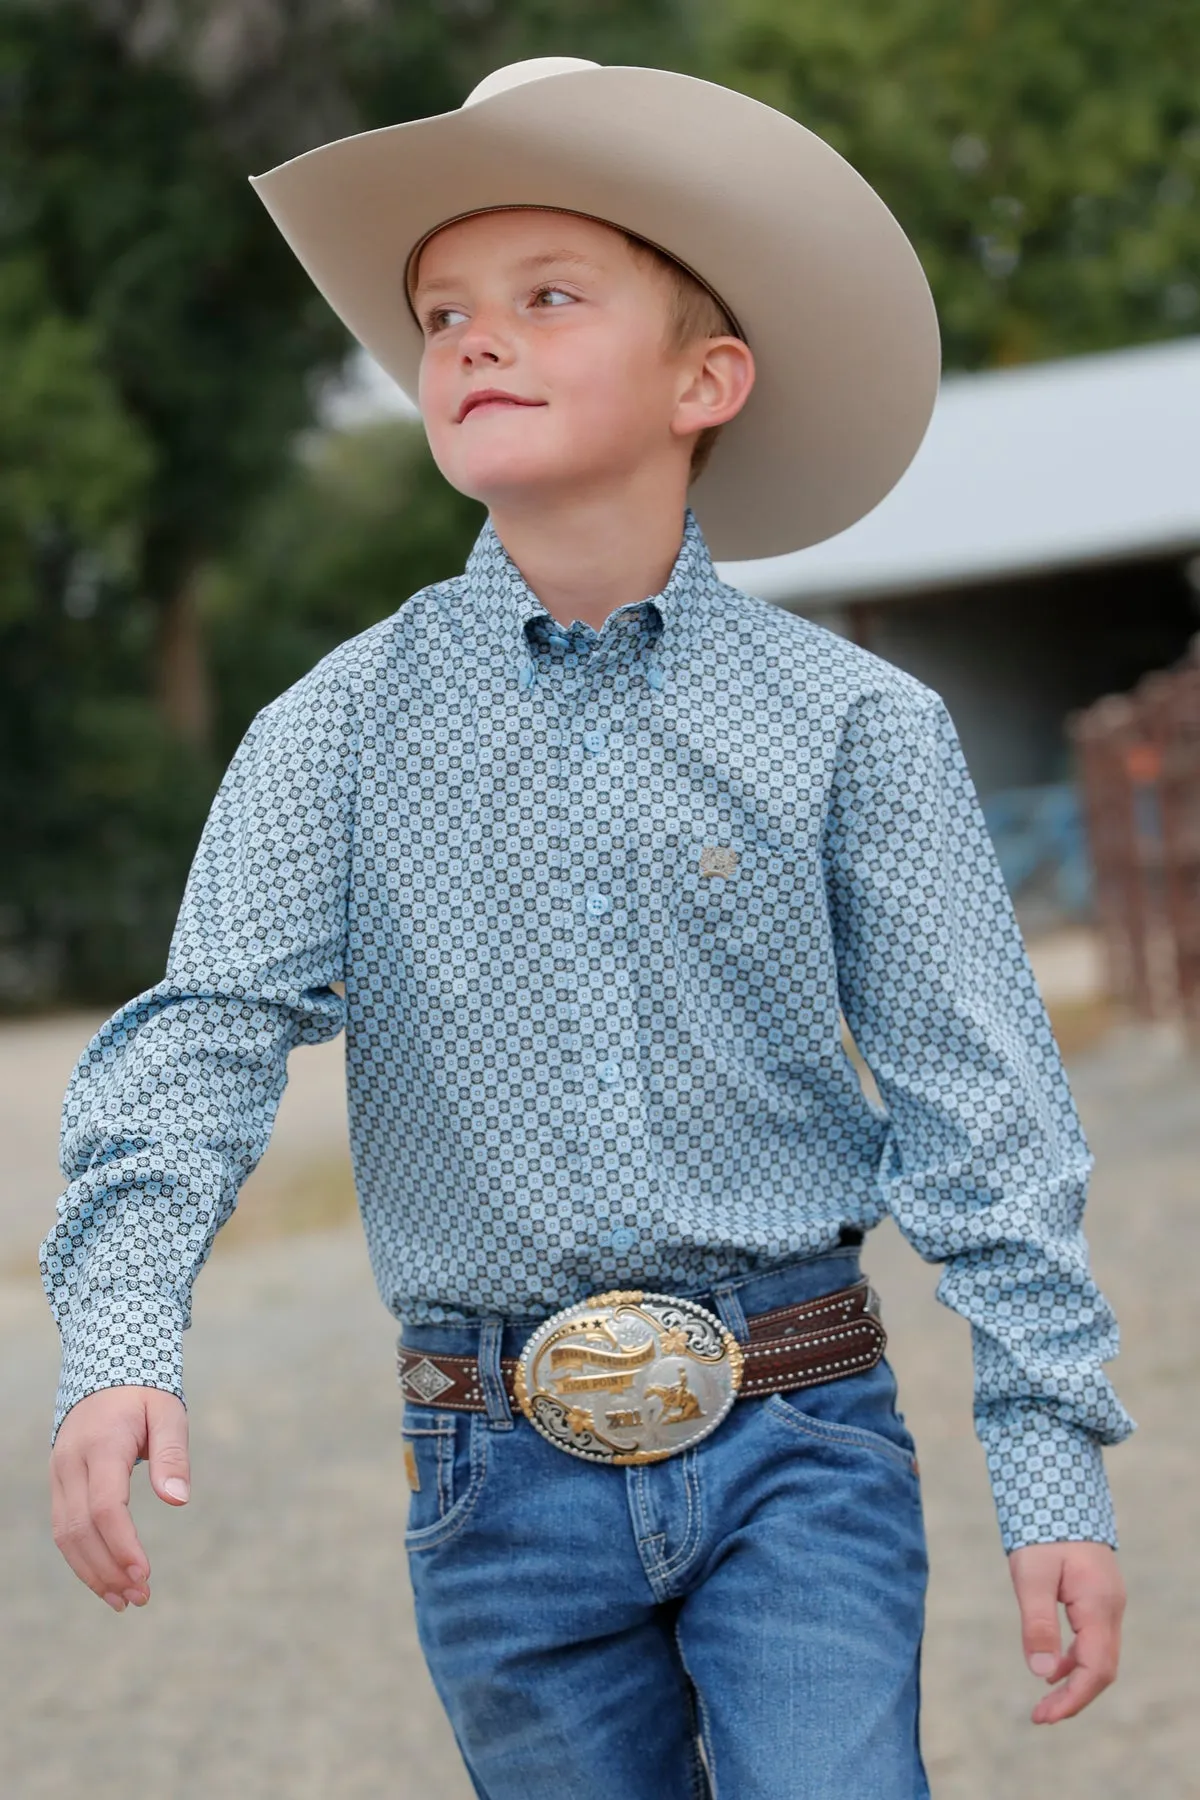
top-left (3, 2), bottom-right (1198, 1796)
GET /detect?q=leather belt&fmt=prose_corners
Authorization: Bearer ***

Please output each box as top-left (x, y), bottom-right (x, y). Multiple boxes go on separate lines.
top-left (398, 1278), bottom-right (885, 1419)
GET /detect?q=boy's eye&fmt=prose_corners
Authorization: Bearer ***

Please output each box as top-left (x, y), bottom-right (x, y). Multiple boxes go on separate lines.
top-left (425, 305), bottom-right (468, 333)
top-left (421, 286), bottom-right (575, 333)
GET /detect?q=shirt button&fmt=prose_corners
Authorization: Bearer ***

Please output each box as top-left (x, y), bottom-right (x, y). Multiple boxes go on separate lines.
top-left (585, 893), bottom-right (610, 918)
top-left (645, 665), bottom-right (665, 691)
top-left (610, 1227), bottom-right (637, 1252)
top-left (583, 728), bottom-right (607, 754)
top-left (598, 1060), bottom-right (620, 1084)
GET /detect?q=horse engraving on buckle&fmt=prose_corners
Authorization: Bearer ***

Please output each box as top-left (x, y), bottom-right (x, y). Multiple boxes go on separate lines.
top-left (514, 1290), bottom-right (744, 1465)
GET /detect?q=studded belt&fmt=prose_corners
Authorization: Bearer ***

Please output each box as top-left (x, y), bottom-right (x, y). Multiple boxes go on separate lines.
top-left (397, 1278), bottom-right (886, 1466)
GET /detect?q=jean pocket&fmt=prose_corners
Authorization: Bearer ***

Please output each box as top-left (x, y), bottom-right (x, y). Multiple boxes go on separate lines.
top-left (764, 1387), bottom-right (920, 1477)
top-left (401, 1408), bottom-right (489, 1552)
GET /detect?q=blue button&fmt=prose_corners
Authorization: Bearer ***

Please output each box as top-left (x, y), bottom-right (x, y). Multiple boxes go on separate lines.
top-left (583, 728), bottom-right (607, 754)
top-left (598, 1060), bottom-right (620, 1084)
top-left (645, 665), bottom-right (664, 691)
top-left (585, 893), bottom-right (610, 918)
top-left (610, 1227), bottom-right (637, 1252)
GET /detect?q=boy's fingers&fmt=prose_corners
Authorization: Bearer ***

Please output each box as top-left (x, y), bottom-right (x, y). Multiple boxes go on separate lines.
top-left (1033, 1576), bottom-right (1123, 1723)
top-left (1031, 1615), bottom-right (1117, 1724)
top-left (146, 1392), bottom-right (191, 1505)
top-left (51, 1459), bottom-right (133, 1604)
top-left (85, 1451), bottom-right (148, 1592)
top-left (1011, 1541), bottom-right (1125, 1724)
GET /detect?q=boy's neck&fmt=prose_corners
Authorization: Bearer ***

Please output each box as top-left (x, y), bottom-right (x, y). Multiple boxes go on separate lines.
top-left (488, 480), bottom-right (689, 633)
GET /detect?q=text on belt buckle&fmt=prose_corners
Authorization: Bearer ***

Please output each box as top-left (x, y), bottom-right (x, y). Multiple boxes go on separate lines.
top-left (514, 1290), bottom-right (744, 1465)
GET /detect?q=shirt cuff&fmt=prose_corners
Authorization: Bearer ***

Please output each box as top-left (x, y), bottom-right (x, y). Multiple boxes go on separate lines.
top-left (978, 1404), bottom-right (1119, 1552)
top-left (52, 1289), bottom-right (185, 1444)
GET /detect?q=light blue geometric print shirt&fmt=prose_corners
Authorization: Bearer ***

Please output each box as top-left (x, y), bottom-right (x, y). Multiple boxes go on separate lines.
top-left (42, 508), bottom-right (1133, 1550)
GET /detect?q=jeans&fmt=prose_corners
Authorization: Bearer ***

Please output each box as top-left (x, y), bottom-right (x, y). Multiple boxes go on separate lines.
top-left (399, 1248), bottom-right (930, 1799)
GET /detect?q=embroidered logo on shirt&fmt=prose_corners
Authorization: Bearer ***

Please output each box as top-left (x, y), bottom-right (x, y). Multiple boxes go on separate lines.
top-left (699, 845), bottom-right (738, 879)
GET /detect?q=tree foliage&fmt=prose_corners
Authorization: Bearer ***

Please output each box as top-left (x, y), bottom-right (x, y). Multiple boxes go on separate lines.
top-left (0, 256), bottom-right (152, 627)
top-left (203, 423), bottom-right (485, 759)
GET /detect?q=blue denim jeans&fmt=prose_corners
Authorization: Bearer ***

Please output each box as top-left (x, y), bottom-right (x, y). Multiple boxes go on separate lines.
top-left (399, 1248), bottom-right (930, 1799)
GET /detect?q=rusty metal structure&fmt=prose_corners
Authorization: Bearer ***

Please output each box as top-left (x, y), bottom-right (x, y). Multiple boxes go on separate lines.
top-left (1068, 635), bottom-right (1200, 1036)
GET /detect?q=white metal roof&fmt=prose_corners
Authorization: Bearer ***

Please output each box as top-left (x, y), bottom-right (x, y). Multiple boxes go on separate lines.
top-left (716, 334), bottom-right (1200, 606)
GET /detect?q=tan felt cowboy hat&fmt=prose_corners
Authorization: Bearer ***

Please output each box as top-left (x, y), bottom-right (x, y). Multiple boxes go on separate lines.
top-left (250, 56), bottom-right (941, 562)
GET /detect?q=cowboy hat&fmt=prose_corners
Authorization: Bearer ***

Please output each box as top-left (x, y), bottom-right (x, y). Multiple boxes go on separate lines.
top-left (250, 56), bottom-right (940, 561)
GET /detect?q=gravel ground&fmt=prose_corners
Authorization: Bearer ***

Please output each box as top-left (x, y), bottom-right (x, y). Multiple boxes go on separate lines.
top-left (2, 1010), bottom-right (1196, 1798)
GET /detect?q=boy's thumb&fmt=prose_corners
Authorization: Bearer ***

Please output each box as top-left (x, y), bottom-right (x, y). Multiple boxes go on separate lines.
top-left (146, 1393), bottom-right (191, 1505)
top-left (1010, 1546), bottom-right (1063, 1677)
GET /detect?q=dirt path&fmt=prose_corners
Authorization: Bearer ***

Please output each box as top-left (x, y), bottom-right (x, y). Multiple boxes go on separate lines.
top-left (2, 1012), bottom-right (1195, 1798)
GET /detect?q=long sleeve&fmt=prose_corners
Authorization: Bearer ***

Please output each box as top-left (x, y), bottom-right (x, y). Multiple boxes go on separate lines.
top-left (821, 680), bottom-right (1134, 1551)
top-left (40, 657), bottom-right (356, 1440)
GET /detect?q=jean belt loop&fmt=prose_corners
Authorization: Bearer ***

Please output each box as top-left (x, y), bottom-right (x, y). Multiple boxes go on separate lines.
top-left (478, 1318), bottom-right (515, 1429)
top-left (710, 1283), bottom-right (750, 1346)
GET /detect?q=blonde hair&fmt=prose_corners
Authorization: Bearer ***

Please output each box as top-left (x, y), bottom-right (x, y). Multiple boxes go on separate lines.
top-left (620, 231), bottom-right (740, 482)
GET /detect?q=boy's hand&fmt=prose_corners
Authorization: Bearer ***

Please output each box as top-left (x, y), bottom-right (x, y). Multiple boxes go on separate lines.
top-left (1008, 1541), bottom-right (1125, 1723)
top-left (49, 1386), bottom-right (190, 1613)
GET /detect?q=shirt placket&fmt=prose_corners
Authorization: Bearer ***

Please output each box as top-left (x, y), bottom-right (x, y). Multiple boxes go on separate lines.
top-left (536, 608), bottom-right (655, 1265)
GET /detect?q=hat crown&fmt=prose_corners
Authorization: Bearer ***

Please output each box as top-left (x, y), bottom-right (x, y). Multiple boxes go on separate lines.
top-left (462, 57), bottom-right (600, 109)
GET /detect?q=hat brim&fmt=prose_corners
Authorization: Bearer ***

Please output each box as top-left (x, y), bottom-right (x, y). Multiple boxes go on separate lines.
top-left (250, 65), bottom-right (941, 561)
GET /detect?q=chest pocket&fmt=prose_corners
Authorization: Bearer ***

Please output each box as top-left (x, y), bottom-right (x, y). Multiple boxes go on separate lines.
top-left (665, 836), bottom-right (811, 974)
top-left (668, 838), bottom-right (752, 951)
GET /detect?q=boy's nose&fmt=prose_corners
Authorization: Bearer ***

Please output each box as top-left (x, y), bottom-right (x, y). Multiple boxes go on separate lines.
top-left (458, 308), bottom-right (515, 366)
top-left (461, 341), bottom-right (503, 366)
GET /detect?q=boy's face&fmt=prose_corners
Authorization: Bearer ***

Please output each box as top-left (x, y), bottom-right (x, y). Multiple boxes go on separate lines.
top-left (411, 209), bottom-right (726, 509)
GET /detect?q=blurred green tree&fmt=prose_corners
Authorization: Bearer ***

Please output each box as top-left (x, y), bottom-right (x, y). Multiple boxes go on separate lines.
top-left (203, 422), bottom-right (485, 757)
top-left (0, 0), bottom-right (350, 1004)
top-left (0, 258), bottom-right (151, 627)
top-left (0, 251), bottom-right (176, 1008)
top-left (702, 0), bottom-right (1200, 368)
top-left (1, 2), bottom-right (352, 749)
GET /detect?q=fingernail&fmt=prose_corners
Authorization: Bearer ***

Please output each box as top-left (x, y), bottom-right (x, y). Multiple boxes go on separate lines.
top-left (1029, 1653), bottom-right (1056, 1677)
top-left (103, 1593), bottom-right (126, 1612)
top-left (126, 1565), bottom-right (146, 1583)
top-left (163, 1478), bottom-right (189, 1502)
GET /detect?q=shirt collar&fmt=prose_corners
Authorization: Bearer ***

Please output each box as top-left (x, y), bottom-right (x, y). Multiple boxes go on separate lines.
top-left (463, 506), bottom-right (721, 682)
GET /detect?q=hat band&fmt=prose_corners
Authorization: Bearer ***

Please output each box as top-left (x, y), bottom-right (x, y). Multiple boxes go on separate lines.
top-left (403, 203), bottom-right (746, 343)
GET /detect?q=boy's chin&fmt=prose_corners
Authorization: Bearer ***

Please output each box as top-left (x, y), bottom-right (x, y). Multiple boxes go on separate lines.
top-left (445, 456), bottom-right (616, 509)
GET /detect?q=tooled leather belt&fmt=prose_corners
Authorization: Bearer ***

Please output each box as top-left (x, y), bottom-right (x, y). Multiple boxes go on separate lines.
top-left (397, 1279), bottom-right (885, 1465)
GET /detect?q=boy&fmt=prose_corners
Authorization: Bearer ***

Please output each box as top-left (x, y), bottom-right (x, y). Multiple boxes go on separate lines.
top-left (43, 57), bottom-right (1131, 1799)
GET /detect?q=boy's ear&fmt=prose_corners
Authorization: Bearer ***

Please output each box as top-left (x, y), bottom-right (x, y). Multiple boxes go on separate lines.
top-left (672, 338), bottom-right (756, 443)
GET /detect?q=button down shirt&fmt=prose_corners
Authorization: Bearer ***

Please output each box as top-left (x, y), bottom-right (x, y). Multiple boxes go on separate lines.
top-left (41, 508), bottom-right (1133, 1550)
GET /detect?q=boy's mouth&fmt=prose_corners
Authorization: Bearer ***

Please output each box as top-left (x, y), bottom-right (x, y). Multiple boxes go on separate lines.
top-left (457, 389), bottom-right (546, 422)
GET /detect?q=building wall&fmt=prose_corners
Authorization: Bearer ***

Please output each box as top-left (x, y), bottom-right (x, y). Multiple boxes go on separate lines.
top-left (802, 554), bottom-right (1198, 798)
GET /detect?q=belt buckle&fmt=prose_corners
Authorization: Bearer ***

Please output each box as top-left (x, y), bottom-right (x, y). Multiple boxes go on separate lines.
top-left (514, 1289), bottom-right (744, 1465)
